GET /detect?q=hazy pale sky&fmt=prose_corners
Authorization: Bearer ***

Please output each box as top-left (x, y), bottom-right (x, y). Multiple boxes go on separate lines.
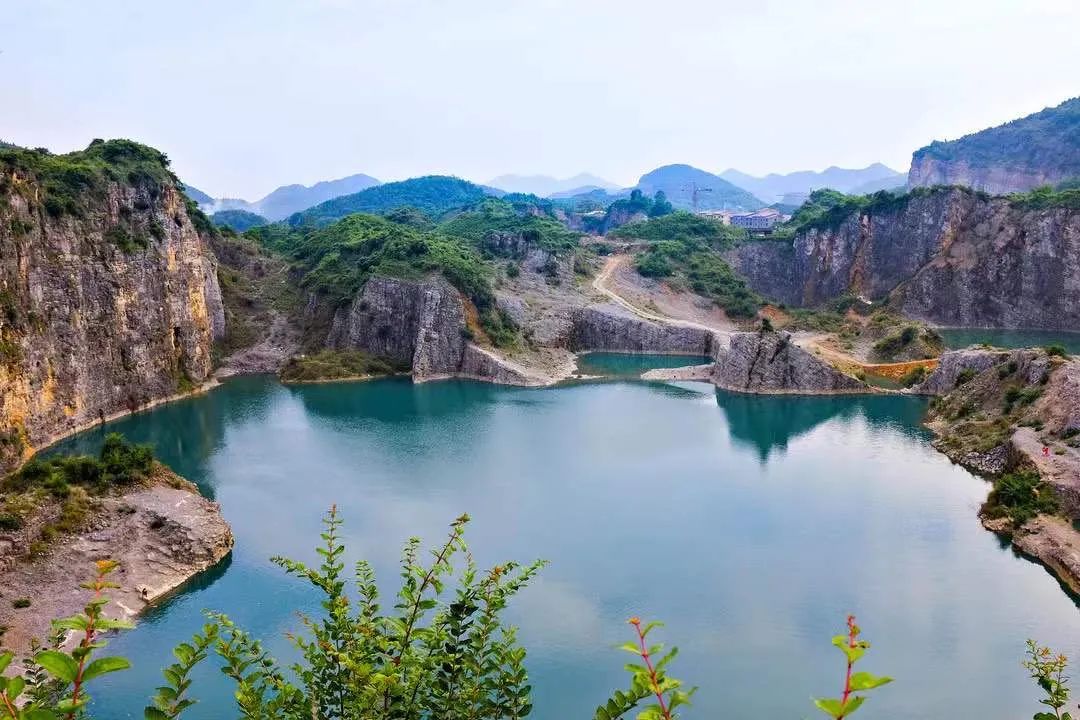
top-left (3, 0), bottom-right (1078, 198)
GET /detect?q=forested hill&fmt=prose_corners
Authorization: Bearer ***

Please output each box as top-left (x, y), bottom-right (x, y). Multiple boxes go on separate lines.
top-left (636, 164), bottom-right (763, 211)
top-left (286, 176), bottom-right (496, 227)
top-left (908, 96), bottom-right (1080, 194)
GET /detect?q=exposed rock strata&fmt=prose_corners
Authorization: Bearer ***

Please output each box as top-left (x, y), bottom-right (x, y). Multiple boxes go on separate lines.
top-left (0, 184), bottom-right (224, 473)
top-left (729, 188), bottom-right (1080, 329)
top-left (0, 467), bottom-right (233, 657)
top-left (327, 275), bottom-right (546, 385)
top-left (710, 331), bottom-right (865, 394)
top-left (569, 305), bottom-right (715, 356)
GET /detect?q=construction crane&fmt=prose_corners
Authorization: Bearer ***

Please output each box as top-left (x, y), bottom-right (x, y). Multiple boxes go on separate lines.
top-left (682, 182), bottom-right (713, 213)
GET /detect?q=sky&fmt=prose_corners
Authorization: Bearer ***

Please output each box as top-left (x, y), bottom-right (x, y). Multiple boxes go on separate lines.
top-left (2, 0), bottom-right (1078, 199)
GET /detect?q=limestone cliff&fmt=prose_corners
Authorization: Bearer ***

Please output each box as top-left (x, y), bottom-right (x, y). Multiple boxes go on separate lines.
top-left (710, 331), bottom-right (864, 394)
top-left (327, 275), bottom-right (543, 384)
top-left (569, 305), bottom-right (715, 356)
top-left (0, 142), bottom-right (224, 473)
top-left (907, 96), bottom-right (1080, 194)
top-left (730, 187), bottom-right (1080, 329)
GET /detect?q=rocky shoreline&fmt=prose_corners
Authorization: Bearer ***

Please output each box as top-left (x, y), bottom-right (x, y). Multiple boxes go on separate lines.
top-left (0, 466), bottom-right (233, 658)
top-left (917, 348), bottom-right (1080, 596)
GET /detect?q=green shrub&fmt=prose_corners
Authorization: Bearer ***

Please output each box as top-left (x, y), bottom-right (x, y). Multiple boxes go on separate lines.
top-left (899, 365), bottom-right (926, 388)
top-left (279, 350), bottom-right (406, 383)
top-left (12, 598), bottom-right (31, 609)
top-left (4, 434), bottom-right (154, 494)
top-left (985, 469), bottom-right (1059, 525)
top-left (1045, 344), bottom-right (1069, 358)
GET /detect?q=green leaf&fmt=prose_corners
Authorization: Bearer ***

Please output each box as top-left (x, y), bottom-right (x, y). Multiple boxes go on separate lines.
top-left (814, 697), bottom-right (844, 718)
top-left (81, 655), bottom-right (132, 681)
top-left (0, 652), bottom-right (11, 675)
top-left (34, 650), bottom-right (79, 683)
top-left (849, 671), bottom-right (893, 691)
top-left (144, 708), bottom-right (170, 720)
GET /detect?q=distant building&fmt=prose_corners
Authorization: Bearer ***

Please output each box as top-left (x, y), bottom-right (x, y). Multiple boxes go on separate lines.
top-left (697, 209), bottom-right (736, 225)
top-left (730, 208), bottom-right (783, 232)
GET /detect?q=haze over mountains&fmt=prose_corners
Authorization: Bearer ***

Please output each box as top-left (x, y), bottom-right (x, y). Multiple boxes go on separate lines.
top-left (719, 164), bottom-right (905, 204)
top-left (190, 173), bottom-right (380, 221)
top-left (184, 96), bottom-right (1080, 227)
top-left (486, 173), bottom-right (619, 197)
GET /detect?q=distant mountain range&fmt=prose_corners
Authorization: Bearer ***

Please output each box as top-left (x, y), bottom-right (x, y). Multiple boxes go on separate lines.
top-left (185, 173), bottom-right (381, 221)
top-left (486, 173), bottom-right (619, 197)
top-left (908, 96), bottom-right (1080, 194)
top-left (719, 164), bottom-right (905, 204)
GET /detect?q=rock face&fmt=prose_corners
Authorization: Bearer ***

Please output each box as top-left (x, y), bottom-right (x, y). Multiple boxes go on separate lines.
top-left (569, 305), bottom-right (715, 355)
top-left (907, 156), bottom-right (1066, 195)
top-left (907, 96), bottom-right (1080, 194)
top-left (913, 348), bottom-right (1009, 395)
top-left (0, 178), bottom-right (224, 473)
top-left (327, 275), bottom-right (542, 384)
top-left (0, 468), bottom-right (233, 657)
top-left (730, 187), bottom-right (1080, 329)
top-left (710, 331), bottom-right (864, 394)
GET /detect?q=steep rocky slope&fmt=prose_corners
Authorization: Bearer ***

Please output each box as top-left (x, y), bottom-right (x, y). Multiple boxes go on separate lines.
top-left (729, 187), bottom-right (1080, 329)
top-left (908, 97), bottom-right (1080, 194)
top-left (0, 141), bottom-right (224, 473)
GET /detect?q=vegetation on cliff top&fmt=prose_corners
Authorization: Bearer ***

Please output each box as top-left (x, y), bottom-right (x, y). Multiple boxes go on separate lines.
top-left (780, 183), bottom-right (1080, 237)
top-left (612, 212), bottom-right (760, 318)
top-left (0, 434), bottom-right (156, 546)
top-left (912, 96), bottom-right (1080, 173)
top-left (286, 176), bottom-right (493, 227)
top-left (251, 213), bottom-right (495, 309)
top-left (0, 139), bottom-right (177, 218)
top-left (439, 197), bottom-right (582, 253)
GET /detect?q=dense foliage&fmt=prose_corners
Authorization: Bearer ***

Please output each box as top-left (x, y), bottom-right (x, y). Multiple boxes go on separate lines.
top-left (439, 198), bottom-right (582, 253)
top-left (279, 350), bottom-right (407, 383)
top-left (4, 434), bottom-right (154, 497)
top-left (287, 176), bottom-right (492, 228)
top-left (211, 209), bottom-right (268, 232)
top-left (984, 469), bottom-right (1060, 525)
top-left (602, 189), bottom-right (674, 224)
top-left (251, 214), bottom-right (495, 308)
top-left (613, 213), bottom-right (760, 317)
top-left (913, 96), bottom-right (1080, 174)
top-left (0, 139), bottom-right (176, 218)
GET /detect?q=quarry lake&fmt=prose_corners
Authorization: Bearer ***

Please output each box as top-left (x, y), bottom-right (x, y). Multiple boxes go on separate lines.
top-left (51, 366), bottom-right (1080, 719)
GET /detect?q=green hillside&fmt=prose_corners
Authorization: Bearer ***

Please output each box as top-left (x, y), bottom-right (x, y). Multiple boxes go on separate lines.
top-left (438, 197), bottom-right (581, 252)
top-left (212, 209), bottom-right (268, 232)
top-left (286, 176), bottom-right (494, 227)
top-left (612, 212), bottom-right (759, 317)
top-left (912, 97), bottom-right (1080, 173)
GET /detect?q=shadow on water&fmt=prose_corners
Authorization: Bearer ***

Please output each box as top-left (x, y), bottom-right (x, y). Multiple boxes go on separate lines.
top-left (45, 375), bottom-right (282, 498)
top-left (714, 390), bottom-right (930, 461)
top-left (138, 551), bottom-right (235, 622)
top-left (290, 376), bottom-right (517, 424)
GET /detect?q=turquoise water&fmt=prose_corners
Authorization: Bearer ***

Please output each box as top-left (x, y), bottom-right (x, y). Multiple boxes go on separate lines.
top-left (48, 374), bottom-right (1080, 719)
top-left (575, 352), bottom-right (710, 377)
top-left (940, 328), bottom-right (1080, 355)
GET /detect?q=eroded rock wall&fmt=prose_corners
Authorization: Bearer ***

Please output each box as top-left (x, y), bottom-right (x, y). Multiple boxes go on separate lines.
top-left (0, 184), bottom-right (223, 472)
top-left (730, 188), bottom-right (1080, 329)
